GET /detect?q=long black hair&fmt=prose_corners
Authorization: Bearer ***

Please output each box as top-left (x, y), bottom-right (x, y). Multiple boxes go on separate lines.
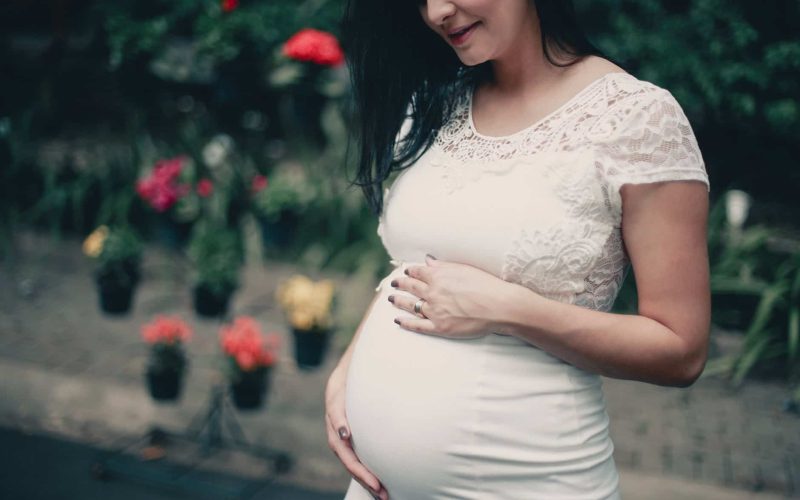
top-left (340, 0), bottom-right (617, 217)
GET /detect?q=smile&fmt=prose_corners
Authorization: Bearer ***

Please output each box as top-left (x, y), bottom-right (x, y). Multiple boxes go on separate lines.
top-left (447, 22), bottom-right (479, 46)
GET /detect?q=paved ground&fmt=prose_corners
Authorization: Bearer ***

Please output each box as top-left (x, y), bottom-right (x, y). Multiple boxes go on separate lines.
top-left (1, 228), bottom-right (798, 499)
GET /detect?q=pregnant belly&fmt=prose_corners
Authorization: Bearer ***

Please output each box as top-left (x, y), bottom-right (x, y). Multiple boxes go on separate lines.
top-left (344, 280), bottom-right (617, 499)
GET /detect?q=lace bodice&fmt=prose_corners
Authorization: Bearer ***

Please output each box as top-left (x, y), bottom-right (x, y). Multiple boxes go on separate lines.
top-left (375, 72), bottom-right (710, 312)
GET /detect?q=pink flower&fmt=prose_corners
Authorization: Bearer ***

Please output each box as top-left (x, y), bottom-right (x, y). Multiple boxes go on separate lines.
top-left (251, 175), bottom-right (268, 194)
top-left (282, 28), bottom-right (345, 66)
top-left (196, 178), bottom-right (214, 198)
top-left (136, 156), bottom-right (190, 212)
top-left (221, 0), bottom-right (238, 13)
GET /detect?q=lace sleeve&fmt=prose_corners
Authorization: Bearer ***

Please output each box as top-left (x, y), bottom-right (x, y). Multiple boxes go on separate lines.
top-left (594, 87), bottom-right (710, 219)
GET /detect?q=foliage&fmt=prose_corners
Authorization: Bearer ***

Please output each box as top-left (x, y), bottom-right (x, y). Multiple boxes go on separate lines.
top-left (576, 0), bottom-right (800, 199)
top-left (97, 0), bottom-right (346, 71)
top-left (187, 220), bottom-right (243, 295)
top-left (702, 193), bottom-right (800, 398)
top-left (251, 162), bottom-right (316, 222)
top-left (83, 225), bottom-right (143, 287)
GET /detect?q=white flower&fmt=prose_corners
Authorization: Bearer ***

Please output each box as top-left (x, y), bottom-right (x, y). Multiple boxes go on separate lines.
top-left (725, 189), bottom-right (751, 229)
top-left (202, 134), bottom-right (234, 169)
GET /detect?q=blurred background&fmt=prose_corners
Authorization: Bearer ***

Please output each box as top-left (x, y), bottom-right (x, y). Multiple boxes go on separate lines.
top-left (0, 0), bottom-right (798, 499)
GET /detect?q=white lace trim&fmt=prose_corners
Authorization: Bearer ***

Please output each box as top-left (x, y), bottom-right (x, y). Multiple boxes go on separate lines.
top-left (379, 73), bottom-right (710, 311)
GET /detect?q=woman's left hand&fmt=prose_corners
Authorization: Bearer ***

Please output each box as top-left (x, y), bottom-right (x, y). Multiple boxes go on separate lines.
top-left (388, 254), bottom-right (514, 339)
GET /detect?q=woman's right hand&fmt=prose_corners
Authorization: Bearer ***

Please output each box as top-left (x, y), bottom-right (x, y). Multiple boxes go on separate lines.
top-left (325, 364), bottom-right (388, 500)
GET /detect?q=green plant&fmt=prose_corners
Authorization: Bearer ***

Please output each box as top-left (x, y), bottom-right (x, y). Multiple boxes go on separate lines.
top-left (703, 194), bottom-right (800, 403)
top-left (187, 221), bottom-right (243, 296)
top-left (83, 225), bottom-right (144, 287)
top-left (141, 315), bottom-right (193, 373)
top-left (252, 163), bottom-right (316, 222)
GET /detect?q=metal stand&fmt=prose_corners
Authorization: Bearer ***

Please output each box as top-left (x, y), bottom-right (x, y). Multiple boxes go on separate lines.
top-left (91, 381), bottom-right (292, 499)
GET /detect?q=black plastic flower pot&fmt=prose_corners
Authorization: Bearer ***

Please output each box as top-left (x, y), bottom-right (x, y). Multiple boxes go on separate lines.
top-left (193, 284), bottom-right (232, 318)
top-left (230, 368), bottom-right (271, 410)
top-left (292, 327), bottom-right (330, 369)
top-left (145, 367), bottom-right (185, 402)
top-left (258, 211), bottom-right (299, 252)
top-left (97, 281), bottom-right (136, 315)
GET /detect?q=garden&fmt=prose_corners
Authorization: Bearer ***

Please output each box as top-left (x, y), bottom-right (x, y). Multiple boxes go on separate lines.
top-left (0, 0), bottom-right (799, 497)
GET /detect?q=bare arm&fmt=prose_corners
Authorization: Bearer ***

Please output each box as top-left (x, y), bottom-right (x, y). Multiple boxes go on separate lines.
top-left (494, 180), bottom-right (711, 387)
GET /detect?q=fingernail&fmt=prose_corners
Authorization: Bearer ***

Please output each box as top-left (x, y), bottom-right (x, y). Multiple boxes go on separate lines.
top-left (390, 280), bottom-right (398, 287)
top-left (394, 318), bottom-right (401, 325)
top-left (338, 427), bottom-right (348, 439)
top-left (426, 253), bottom-right (437, 260)
top-left (387, 295), bottom-right (394, 303)
top-left (404, 268), bottom-right (410, 275)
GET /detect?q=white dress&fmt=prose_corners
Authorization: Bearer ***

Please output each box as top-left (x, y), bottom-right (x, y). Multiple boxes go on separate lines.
top-left (343, 72), bottom-right (710, 499)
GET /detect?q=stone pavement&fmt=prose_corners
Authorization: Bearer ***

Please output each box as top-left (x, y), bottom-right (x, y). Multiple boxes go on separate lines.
top-left (0, 229), bottom-right (798, 499)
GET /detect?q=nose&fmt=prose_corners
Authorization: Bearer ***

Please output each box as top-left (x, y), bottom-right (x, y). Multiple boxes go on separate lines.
top-left (420, 0), bottom-right (457, 27)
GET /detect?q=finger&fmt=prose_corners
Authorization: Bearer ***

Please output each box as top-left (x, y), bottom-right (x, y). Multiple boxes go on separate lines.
top-left (388, 294), bottom-right (427, 318)
top-left (404, 264), bottom-right (434, 284)
top-left (393, 274), bottom-right (430, 297)
top-left (355, 477), bottom-right (388, 500)
top-left (325, 412), bottom-right (350, 442)
top-left (325, 415), bottom-right (383, 492)
top-left (393, 316), bottom-right (438, 336)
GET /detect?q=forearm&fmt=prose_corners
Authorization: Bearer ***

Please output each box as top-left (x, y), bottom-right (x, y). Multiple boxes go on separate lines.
top-left (492, 283), bottom-right (703, 387)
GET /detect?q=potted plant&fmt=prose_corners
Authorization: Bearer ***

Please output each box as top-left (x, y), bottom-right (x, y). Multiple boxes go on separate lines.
top-left (275, 274), bottom-right (336, 369)
top-left (135, 154), bottom-right (196, 248)
top-left (83, 225), bottom-right (143, 314)
top-left (250, 164), bottom-right (315, 253)
top-left (141, 315), bottom-right (192, 402)
top-left (272, 28), bottom-right (346, 148)
top-left (188, 221), bottom-right (243, 318)
top-left (219, 316), bottom-right (281, 410)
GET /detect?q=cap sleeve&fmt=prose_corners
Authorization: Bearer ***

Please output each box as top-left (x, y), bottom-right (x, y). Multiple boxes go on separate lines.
top-left (594, 87), bottom-right (710, 218)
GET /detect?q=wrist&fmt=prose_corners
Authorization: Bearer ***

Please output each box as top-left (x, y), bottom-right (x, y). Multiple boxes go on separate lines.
top-left (489, 281), bottom-right (547, 339)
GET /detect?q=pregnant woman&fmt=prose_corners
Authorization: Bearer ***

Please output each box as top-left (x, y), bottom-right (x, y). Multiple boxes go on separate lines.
top-left (325, 0), bottom-right (711, 498)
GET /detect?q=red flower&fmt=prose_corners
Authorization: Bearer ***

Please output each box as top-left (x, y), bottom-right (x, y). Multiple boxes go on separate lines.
top-left (282, 28), bottom-right (345, 66)
top-left (221, 0), bottom-right (238, 13)
top-left (251, 174), bottom-right (268, 194)
top-left (142, 315), bottom-right (193, 345)
top-left (196, 178), bottom-right (214, 198)
top-left (219, 317), bottom-right (281, 372)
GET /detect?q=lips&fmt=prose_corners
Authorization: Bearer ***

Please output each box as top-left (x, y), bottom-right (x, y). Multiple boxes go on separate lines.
top-left (447, 22), bottom-right (479, 39)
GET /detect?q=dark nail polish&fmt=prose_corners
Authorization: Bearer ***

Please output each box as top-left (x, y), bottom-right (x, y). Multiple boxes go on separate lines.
top-left (394, 318), bottom-right (401, 325)
top-left (388, 295), bottom-right (394, 303)
top-left (390, 280), bottom-right (398, 287)
top-left (426, 253), bottom-right (437, 260)
top-left (404, 268), bottom-right (410, 275)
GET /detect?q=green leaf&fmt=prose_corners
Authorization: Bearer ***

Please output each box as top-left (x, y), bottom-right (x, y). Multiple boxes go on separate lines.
top-left (744, 283), bottom-right (789, 340)
top-left (732, 335), bottom-right (771, 387)
top-left (788, 305), bottom-right (800, 364)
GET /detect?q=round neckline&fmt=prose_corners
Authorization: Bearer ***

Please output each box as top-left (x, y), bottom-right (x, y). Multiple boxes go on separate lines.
top-left (466, 71), bottom-right (633, 140)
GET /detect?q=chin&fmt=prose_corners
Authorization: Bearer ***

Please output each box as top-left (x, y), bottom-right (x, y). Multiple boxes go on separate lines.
top-left (456, 53), bottom-right (490, 67)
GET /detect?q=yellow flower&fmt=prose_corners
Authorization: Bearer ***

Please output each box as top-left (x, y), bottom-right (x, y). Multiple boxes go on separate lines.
top-left (276, 275), bottom-right (336, 330)
top-left (82, 225), bottom-right (109, 258)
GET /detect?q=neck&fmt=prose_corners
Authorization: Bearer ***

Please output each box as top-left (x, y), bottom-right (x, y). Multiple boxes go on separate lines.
top-left (486, 7), bottom-right (571, 96)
